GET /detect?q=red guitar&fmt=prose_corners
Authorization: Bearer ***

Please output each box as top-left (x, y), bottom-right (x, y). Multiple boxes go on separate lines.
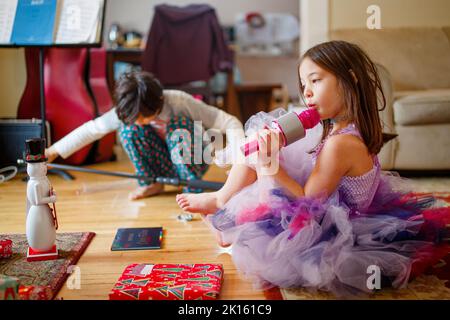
top-left (17, 47), bottom-right (115, 165)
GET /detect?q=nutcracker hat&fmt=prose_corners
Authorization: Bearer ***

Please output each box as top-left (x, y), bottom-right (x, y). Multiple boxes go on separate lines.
top-left (25, 138), bottom-right (47, 163)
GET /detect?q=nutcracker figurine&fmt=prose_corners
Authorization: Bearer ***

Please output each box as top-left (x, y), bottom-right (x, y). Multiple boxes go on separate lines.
top-left (25, 138), bottom-right (58, 262)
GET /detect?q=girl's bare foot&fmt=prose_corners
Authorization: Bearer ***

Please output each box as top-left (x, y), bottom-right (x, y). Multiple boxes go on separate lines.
top-left (129, 183), bottom-right (164, 200)
top-left (176, 192), bottom-right (223, 215)
top-left (199, 214), bottom-right (231, 248)
top-left (215, 230), bottom-right (231, 248)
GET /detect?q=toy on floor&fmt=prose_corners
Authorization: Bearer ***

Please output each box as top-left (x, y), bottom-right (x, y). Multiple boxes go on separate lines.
top-left (25, 138), bottom-right (58, 262)
top-left (177, 213), bottom-right (193, 222)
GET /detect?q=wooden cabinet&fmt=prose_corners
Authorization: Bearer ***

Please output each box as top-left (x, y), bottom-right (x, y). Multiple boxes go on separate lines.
top-left (235, 83), bottom-right (283, 123)
top-left (106, 48), bottom-right (142, 92)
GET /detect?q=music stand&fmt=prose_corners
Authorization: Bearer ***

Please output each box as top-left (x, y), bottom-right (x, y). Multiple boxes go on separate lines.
top-left (1, 0), bottom-right (107, 180)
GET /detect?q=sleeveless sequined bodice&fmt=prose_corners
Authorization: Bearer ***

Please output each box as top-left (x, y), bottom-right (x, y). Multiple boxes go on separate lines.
top-left (312, 124), bottom-right (381, 211)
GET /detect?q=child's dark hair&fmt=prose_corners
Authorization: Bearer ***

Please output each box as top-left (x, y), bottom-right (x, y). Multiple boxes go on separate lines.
top-left (299, 40), bottom-right (386, 154)
top-left (115, 71), bottom-right (164, 124)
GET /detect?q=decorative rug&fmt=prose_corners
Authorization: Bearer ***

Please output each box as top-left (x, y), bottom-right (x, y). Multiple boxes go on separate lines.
top-left (264, 192), bottom-right (450, 300)
top-left (0, 232), bottom-right (95, 300)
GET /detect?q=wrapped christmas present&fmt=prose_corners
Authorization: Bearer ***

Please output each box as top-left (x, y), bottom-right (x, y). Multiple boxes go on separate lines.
top-left (109, 263), bottom-right (223, 300)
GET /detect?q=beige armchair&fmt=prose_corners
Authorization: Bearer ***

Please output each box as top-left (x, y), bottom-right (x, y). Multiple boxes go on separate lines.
top-left (330, 26), bottom-right (450, 171)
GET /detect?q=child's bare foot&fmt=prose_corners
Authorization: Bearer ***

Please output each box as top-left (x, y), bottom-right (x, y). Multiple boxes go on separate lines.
top-left (176, 192), bottom-right (223, 215)
top-left (215, 230), bottom-right (231, 248)
top-left (129, 183), bottom-right (164, 200)
top-left (199, 214), bottom-right (231, 248)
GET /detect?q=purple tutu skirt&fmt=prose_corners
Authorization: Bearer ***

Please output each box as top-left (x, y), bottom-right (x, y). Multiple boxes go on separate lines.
top-left (208, 109), bottom-right (450, 297)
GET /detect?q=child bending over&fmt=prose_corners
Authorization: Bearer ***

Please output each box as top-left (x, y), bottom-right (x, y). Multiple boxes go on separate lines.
top-left (46, 71), bottom-right (244, 200)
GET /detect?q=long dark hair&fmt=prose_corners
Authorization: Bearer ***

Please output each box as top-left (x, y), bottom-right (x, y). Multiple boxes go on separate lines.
top-left (115, 71), bottom-right (164, 124)
top-left (299, 41), bottom-right (386, 154)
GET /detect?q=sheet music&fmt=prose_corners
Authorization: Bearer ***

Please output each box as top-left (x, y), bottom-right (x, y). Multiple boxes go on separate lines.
top-left (85, 0), bottom-right (103, 43)
top-left (0, 0), bottom-right (19, 44)
top-left (10, 0), bottom-right (57, 45)
top-left (55, 0), bottom-right (103, 44)
top-left (88, 0), bottom-right (104, 43)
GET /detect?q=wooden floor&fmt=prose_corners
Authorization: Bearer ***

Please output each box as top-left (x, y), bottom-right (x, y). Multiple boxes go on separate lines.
top-left (0, 152), bottom-right (265, 300)
top-left (2, 148), bottom-right (449, 300)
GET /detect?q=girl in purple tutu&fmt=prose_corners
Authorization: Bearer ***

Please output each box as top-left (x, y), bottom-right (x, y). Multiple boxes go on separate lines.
top-left (176, 40), bottom-right (450, 297)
